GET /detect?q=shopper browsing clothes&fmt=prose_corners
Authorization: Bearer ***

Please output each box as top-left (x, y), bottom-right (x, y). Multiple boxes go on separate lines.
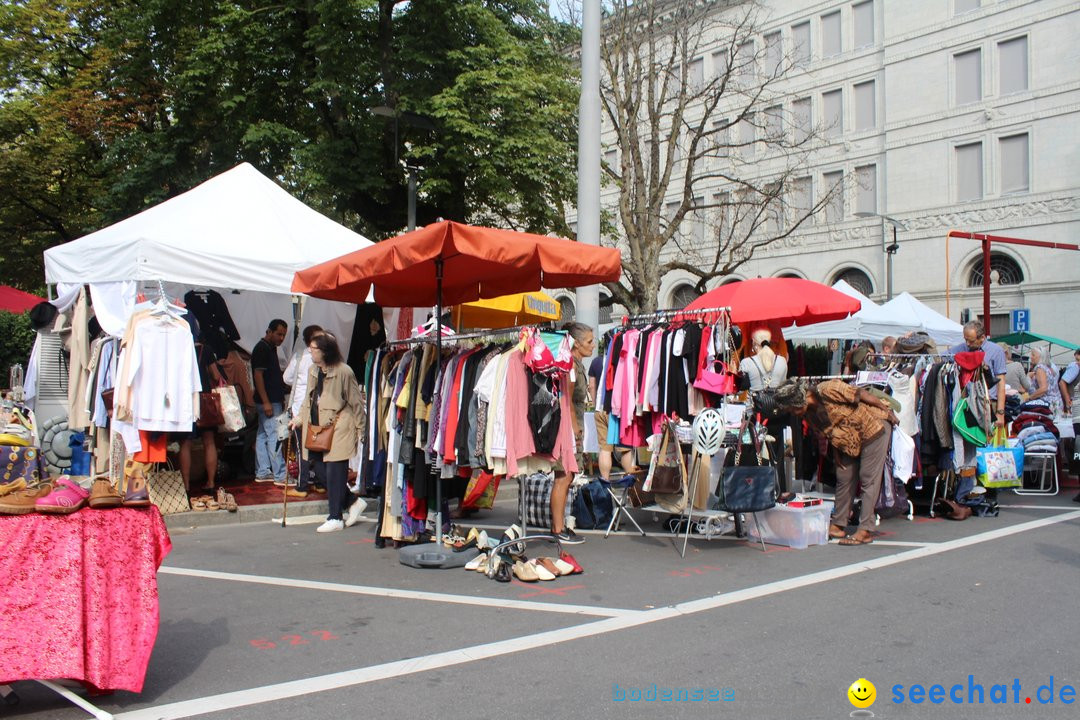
top-left (552, 322), bottom-right (593, 544)
top-left (252, 319), bottom-right (289, 484)
top-left (178, 335), bottom-right (227, 495)
top-left (774, 379), bottom-right (899, 546)
top-left (588, 336), bottom-right (638, 480)
top-left (283, 324), bottom-right (325, 496)
top-left (291, 333), bottom-right (367, 533)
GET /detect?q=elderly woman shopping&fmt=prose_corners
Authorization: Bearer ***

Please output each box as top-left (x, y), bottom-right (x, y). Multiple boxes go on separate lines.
top-left (774, 379), bottom-right (899, 546)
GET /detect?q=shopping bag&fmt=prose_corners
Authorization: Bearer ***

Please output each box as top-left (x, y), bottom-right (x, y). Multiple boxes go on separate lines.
top-left (213, 385), bottom-right (246, 432)
top-left (146, 464), bottom-right (191, 514)
top-left (1, 446), bottom-right (45, 485)
top-left (976, 428), bottom-right (1024, 488)
top-left (463, 470), bottom-right (501, 510)
top-left (197, 392), bottom-right (224, 428)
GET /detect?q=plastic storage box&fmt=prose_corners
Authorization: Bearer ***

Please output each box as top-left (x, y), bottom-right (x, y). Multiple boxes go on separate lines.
top-left (744, 501), bottom-right (834, 549)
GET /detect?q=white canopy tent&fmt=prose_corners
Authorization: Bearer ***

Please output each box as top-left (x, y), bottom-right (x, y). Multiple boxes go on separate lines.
top-left (784, 283), bottom-right (963, 346)
top-left (42, 162), bottom-right (373, 352)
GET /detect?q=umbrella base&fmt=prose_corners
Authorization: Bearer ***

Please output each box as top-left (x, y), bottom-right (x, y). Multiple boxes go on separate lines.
top-left (398, 542), bottom-right (472, 569)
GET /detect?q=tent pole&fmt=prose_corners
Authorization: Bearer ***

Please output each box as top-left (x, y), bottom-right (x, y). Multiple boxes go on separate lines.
top-left (433, 257), bottom-right (444, 543)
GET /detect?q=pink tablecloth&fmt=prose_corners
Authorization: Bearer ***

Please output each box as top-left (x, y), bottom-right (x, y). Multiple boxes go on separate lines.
top-left (0, 507), bottom-right (172, 692)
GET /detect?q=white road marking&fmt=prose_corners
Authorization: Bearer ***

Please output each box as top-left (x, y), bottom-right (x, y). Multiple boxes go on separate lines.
top-left (158, 566), bottom-right (633, 618)
top-left (117, 509), bottom-right (1080, 720)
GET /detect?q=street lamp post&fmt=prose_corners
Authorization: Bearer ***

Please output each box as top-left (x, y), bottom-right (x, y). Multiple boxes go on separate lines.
top-left (854, 211), bottom-right (906, 301)
top-left (370, 105), bottom-right (435, 232)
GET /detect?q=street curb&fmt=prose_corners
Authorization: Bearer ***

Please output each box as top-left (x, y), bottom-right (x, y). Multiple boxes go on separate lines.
top-left (163, 499), bottom-right (329, 530)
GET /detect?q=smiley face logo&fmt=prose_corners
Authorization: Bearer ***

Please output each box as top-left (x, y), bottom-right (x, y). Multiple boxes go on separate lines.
top-left (848, 678), bottom-right (876, 708)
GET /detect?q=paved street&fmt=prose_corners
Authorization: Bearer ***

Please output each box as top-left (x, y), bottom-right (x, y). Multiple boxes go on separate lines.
top-left (7, 488), bottom-right (1080, 720)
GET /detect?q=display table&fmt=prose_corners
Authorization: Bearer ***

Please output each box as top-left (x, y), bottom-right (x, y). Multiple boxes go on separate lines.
top-left (0, 507), bottom-right (171, 693)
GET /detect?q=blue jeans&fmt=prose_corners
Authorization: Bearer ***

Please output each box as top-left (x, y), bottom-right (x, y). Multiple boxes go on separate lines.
top-left (255, 402), bottom-right (285, 480)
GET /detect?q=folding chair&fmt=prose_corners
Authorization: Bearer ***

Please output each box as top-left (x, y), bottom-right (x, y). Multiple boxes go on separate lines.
top-left (600, 471), bottom-right (647, 537)
top-left (1013, 452), bottom-right (1059, 495)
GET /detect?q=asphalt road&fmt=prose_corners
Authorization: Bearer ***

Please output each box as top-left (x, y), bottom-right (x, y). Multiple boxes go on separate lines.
top-left (6, 488), bottom-right (1080, 720)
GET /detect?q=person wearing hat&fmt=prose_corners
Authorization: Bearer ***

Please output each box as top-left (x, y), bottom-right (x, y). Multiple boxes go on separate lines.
top-left (774, 379), bottom-right (899, 546)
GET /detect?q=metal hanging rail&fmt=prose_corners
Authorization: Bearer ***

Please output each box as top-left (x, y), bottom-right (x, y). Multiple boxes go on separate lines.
top-left (620, 305), bottom-right (732, 325)
top-left (387, 321), bottom-right (557, 347)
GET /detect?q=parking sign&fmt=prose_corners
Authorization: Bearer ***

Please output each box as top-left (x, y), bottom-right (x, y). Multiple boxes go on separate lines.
top-left (1011, 308), bottom-right (1030, 333)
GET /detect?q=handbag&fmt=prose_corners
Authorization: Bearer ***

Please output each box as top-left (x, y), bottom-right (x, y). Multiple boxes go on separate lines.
top-left (718, 424), bottom-right (777, 513)
top-left (1, 446), bottom-right (45, 485)
top-left (750, 357), bottom-right (780, 420)
top-left (197, 392), bottom-right (225, 428)
top-left (305, 415), bottom-right (338, 453)
top-left (976, 427), bottom-right (1024, 488)
top-left (693, 359), bottom-right (735, 396)
top-left (463, 470), bottom-right (501, 510)
top-left (644, 421), bottom-right (684, 494)
top-left (146, 463), bottom-right (191, 515)
top-left (213, 384), bottom-right (246, 432)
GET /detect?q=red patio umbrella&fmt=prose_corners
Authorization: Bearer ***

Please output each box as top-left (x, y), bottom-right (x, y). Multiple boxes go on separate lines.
top-left (292, 220), bottom-right (621, 307)
top-left (0, 285), bottom-right (45, 314)
top-left (679, 278), bottom-right (861, 326)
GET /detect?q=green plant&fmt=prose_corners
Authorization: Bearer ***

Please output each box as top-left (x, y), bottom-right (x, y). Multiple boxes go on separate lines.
top-left (0, 311), bottom-right (35, 387)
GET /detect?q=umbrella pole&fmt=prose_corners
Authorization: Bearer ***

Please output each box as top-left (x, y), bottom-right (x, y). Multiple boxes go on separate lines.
top-left (282, 433), bottom-right (290, 528)
top-left (433, 257), bottom-right (444, 543)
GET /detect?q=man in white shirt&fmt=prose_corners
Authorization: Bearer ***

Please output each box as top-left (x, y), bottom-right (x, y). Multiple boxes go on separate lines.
top-left (281, 325), bottom-right (324, 495)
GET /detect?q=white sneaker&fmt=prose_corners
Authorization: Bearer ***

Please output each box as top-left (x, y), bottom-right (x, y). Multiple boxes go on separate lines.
top-left (344, 498), bottom-right (368, 527)
top-left (316, 519), bottom-right (345, 533)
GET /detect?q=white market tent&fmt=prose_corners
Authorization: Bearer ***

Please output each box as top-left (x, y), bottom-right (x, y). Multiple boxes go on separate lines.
top-left (43, 162), bottom-right (374, 351)
top-left (44, 162), bottom-right (371, 294)
top-left (784, 282), bottom-right (964, 346)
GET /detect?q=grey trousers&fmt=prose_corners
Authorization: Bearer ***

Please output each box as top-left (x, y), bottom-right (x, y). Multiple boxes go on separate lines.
top-left (831, 422), bottom-right (890, 533)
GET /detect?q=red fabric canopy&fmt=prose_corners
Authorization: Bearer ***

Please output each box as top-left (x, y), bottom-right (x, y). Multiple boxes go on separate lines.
top-left (680, 278), bottom-right (861, 326)
top-left (0, 285), bottom-right (44, 314)
top-left (292, 220), bottom-right (622, 307)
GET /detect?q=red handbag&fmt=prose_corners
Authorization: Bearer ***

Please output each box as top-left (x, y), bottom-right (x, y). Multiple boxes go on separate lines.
top-left (693, 360), bottom-right (736, 396)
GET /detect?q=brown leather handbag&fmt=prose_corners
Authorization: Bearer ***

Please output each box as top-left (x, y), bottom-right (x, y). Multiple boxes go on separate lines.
top-left (304, 416), bottom-right (338, 453)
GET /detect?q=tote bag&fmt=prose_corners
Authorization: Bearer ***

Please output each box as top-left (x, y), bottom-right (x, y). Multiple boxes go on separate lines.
top-left (976, 428), bottom-right (1024, 488)
top-left (214, 385), bottom-right (246, 432)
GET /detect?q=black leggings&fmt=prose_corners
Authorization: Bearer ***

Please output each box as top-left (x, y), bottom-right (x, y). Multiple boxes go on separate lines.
top-left (310, 454), bottom-right (352, 520)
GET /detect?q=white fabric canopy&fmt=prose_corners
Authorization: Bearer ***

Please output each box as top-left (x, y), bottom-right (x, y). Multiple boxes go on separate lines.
top-left (784, 284), bottom-right (963, 345)
top-left (44, 163), bottom-right (373, 293)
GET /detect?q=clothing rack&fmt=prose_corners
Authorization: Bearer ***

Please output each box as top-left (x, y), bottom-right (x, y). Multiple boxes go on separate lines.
top-left (387, 321), bottom-right (555, 347)
top-left (876, 352), bottom-right (957, 360)
top-left (620, 305), bottom-right (732, 325)
top-left (795, 374), bottom-right (856, 382)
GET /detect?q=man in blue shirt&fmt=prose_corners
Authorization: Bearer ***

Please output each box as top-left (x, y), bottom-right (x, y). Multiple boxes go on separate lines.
top-left (949, 320), bottom-right (1008, 430)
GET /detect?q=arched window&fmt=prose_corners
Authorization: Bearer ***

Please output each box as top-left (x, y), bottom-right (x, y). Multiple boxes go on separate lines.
top-left (598, 292), bottom-right (613, 324)
top-left (559, 297), bottom-right (576, 322)
top-left (777, 272), bottom-right (802, 279)
top-left (670, 283), bottom-right (701, 309)
top-left (967, 253), bottom-right (1024, 286)
top-left (832, 268), bottom-right (873, 296)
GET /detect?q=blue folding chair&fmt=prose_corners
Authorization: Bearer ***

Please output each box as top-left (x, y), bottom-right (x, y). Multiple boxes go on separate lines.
top-left (599, 472), bottom-right (647, 537)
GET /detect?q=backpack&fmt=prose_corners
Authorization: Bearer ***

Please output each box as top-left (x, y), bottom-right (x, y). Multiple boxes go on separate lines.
top-left (572, 478), bottom-right (614, 530)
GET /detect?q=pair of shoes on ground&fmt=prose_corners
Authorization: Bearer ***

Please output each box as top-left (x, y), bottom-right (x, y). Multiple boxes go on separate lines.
top-left (317, 500), bottom-right (368, 533)
top-left (512, 556), bottom-right (576, 582)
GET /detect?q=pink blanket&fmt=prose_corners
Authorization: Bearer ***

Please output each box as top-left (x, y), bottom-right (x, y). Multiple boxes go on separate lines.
top-left (0, 507), bottom-right (171, 692)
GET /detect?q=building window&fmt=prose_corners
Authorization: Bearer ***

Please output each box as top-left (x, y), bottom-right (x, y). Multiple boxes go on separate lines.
top-left (834, 268), bottom-right (873, 296)
top-left (853, 1), bottom-right (874, 49)
top-left (777, 272), bottom-right (803, 279)
top-left (604, 148), bottom-right (618, 172)
top-left (763, 31), bottom-right (782, 76)
top-left (955, 0), bottom-right (980, 15)
top-left (737, 41), bottom-right (755, 85)
top-left (671, 283), bottom-right (701, 309)
top-left (792, 22), bottom-right (811, 68)
top-left (999, 133), bottom-right (1029, 194)
top-left (854, 80), bottom-right (875, 131)
top-left (790, 176), bottom-right (813, 224)
top-left (714, 191), bottom-right (732, 238)
top-left (954, 49), bottom-right (982, 105)
top-left (559, 297), bottom-right (576, 322)
top-left (712, 49), bottom-right (729, 79)
top-left (765, 105), bottom-right (783, 141)
top-left (967, 253), bottom-right (1023, 286)
top-left (687, 57), bottom-right (704, 94)
top-left (792, 97), bottom-right (811, 143)
top-left (712, 119), bottom-right (729, 159)
top-left (855, 164), bottom-right (877, 214)
top-left (998, 36), bottom-right (1028, 95)
top-left (956, 142), bottom-right (983, 201)
top-left (823, 170), bottom-right (845, 223)
top-left (822, 89), bottom-right (843, 138)
top-left (691, 196), bottom-right (706, 245)
top-left (598, 293), bottom-right (613, 325)
top-left (738, 114), bottom-right (755, 159)
top-left (821, 11), bottom-right (842, 58)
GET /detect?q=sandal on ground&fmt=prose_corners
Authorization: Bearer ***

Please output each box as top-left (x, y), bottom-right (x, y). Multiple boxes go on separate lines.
top-left (217, 487), bottom-right (238, 512)
top-left (837, 533), bottom-right (873, 546)
top-left (828, 525), bottom-right (848, 540)
top-left (191, 497), bottom-right (209, 511)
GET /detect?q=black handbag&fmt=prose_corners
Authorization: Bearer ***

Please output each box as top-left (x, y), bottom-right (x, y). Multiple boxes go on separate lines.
top-left (717, 423), bottom-right (777, 513)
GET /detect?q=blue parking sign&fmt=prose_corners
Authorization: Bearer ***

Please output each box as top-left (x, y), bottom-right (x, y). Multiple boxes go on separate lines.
top-left (1011, 308), bottom-right (1030, 333)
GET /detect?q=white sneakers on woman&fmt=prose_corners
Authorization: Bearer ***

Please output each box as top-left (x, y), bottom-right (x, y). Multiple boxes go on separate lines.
top-left (316, 519), bottom-right (344, 533)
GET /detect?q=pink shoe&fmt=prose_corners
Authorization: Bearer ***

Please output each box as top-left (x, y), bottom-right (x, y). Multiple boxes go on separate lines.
top-left (35, 476), bottom-right (90, 514)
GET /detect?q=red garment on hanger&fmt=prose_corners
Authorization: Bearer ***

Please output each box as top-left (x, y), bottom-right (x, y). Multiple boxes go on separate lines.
top-left (954, 351), bottom-right (985, 389)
